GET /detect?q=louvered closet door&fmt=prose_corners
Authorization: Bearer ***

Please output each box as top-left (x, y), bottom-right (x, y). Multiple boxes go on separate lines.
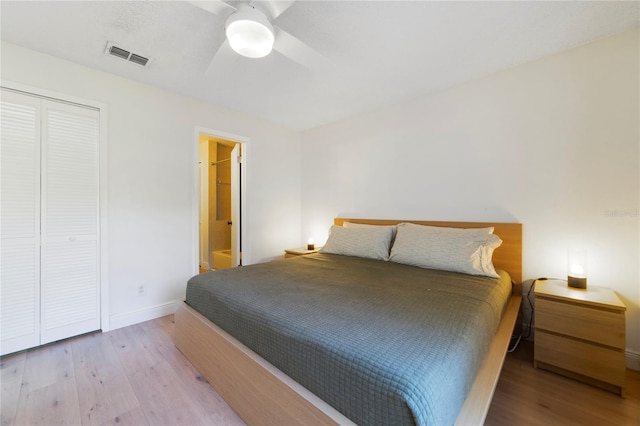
top-left (40, 100), bottom-right (100, 344)
top-left (0, 90), bottom-right (42, 355)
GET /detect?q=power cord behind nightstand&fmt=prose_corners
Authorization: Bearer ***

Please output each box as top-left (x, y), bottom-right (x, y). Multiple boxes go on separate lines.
top-left (507, 277), bottom-right (547, 352)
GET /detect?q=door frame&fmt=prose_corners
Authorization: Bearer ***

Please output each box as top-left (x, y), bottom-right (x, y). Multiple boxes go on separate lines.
top-left (197, 138), bottom-right (210, 270)
top-left (1, 79), bottom-right (110, 333)
top-left (192, 127), bottom-right (248, 275)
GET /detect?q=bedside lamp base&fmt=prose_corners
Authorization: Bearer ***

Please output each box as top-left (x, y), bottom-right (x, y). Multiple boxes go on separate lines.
top-left (567, 276), bottom-right (587, 289)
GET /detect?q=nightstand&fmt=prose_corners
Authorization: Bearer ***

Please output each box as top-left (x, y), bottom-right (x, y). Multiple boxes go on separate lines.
top-left (534, 279), bottom-right (626, 395)
top-left (284, 247), bottom-right (320, 259)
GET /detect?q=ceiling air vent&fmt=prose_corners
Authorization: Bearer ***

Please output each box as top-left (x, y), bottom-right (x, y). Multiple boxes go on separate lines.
top-left (128, 53), bottom-right (149, 67)
top-left (105, 42), bottom-right (153, 67)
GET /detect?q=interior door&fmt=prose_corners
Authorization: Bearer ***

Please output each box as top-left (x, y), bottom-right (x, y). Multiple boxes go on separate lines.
top-left (230, 144), bottom-right (240, 267)
top-left (0, 90), bottom-right (42, 355)
top-left (1, 91), bottom-right (101, 354)
top-left (40, 99), bottom-right (101, 344)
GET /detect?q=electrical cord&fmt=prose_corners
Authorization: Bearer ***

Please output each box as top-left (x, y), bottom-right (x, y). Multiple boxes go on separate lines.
top-left (522, 277), bottom-right (546, 339)
top-left (508, 277), bottom-right (547, 352)
top-left (507, 334), bottom-right (521, 353)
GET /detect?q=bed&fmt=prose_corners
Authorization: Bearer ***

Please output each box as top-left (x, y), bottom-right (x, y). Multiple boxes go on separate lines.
top-left (174, 219), bottom-right (522, 425)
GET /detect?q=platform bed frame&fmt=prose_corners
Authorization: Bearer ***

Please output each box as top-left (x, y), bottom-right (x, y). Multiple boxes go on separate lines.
top-left (174, 219), bottom-right (523, 425)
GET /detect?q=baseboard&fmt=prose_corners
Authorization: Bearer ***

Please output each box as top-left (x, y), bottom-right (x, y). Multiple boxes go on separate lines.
top-left (109, 300), bottom-right (180, 331)
top-left (626, 349), bottom-right (640, 371)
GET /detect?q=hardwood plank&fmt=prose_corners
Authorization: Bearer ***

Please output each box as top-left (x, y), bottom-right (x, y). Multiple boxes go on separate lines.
top-left (107, 323), bottom-right (165, 377)
top-left (485, 340), bottom-right (640, 426)
top-left (0, 351), bottom-right (26, 426)
top-left (127, 358), bottom-right (219, 425)
top-left (20, 340), bottom-right (75, 393)
top-left (14, 378), bottom-right (81, 425)
top-left (10, 334), bottom-right (112, 426)
top-left (141, 319), bottom-right (243, 424)
top-left (117, 317), bottom-right (241, 425)
top-left (70, 331), bottom-right (141, 425)
top-left (99, 407), bottom-right (148, 426)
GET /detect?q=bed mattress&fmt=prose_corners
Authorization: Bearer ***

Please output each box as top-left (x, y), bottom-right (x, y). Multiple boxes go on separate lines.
top-left (185, 253), bottom-right (512, 426)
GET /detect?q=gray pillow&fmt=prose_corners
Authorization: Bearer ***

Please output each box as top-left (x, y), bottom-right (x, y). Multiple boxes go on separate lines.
top-left (389, 223), bottom-right (501, 278)
top-left (320, 225), bottom-right (394, 260)
top-left (343, 221), bottom-right (398, 240)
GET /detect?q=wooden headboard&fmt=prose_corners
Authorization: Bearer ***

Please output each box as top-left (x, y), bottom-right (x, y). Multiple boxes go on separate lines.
top-left (334, 218), bottom-right (523, 283)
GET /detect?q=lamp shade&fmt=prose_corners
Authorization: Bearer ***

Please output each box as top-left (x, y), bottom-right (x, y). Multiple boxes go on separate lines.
top-left (567, 249), bottom-right (587, 289)
top-left (226, 5), bottom-right (275, 58)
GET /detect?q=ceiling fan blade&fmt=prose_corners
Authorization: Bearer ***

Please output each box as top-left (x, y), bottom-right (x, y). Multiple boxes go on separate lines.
top-left (187, 0), bottom-right (236, 16)
top-left (205, 39), bottom-right (239, 75)
top-left (257, 0), bottom-right (297, 20)
top-left (273, 28), bottom-right (333, 72)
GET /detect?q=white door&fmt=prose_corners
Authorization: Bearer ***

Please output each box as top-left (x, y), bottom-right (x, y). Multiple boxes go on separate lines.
top-left (40, 100), bottom-right (100, 344)
top-left (0, 90), bottom-right (42, 355)
top-left (0, 90), bottom-right (101, 355)
top-left (230, 144), bottom-right (240, 267)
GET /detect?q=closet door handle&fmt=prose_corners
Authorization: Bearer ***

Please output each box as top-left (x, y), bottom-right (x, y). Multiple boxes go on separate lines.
top-left (227, 221), bottom-right (232, 225)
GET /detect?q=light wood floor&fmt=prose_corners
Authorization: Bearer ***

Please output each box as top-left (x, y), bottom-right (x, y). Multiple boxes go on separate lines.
top-left (1, 316), bottom-right (638, 426)
top-left (1, 316), bottom-right (243, 426)
top-left (486, 340), bottom-right (640, 425)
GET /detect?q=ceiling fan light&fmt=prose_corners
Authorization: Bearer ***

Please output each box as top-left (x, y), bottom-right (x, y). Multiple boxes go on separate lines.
top-left (226, 6), bottom-right (275, 59)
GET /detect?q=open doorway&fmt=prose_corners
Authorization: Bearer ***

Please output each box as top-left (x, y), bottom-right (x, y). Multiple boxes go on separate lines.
top-left (198, 133), bottom-right (243, 272)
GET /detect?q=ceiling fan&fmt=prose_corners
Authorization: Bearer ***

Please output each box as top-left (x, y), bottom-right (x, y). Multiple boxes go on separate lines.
top-left (188, 0), bottom-right (328, 70)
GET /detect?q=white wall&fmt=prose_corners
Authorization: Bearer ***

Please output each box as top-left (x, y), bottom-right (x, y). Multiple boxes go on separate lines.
top-left (3, 28), bottom-right (638, 363)
top-left (301, 29), bottom-right (640, 363)
top-left (1, 42), bottom-right (302, 329)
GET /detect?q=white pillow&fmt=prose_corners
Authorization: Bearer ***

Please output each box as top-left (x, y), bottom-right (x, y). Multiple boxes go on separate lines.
top-left (389, 223), bottom-right (501, 278)
top-left (343, 221), bottom-right (398, 239)
top-left (320, 225), bottom-right (394, 260)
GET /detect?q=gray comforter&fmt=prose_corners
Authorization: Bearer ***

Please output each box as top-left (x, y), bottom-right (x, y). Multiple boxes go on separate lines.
top-left (186, 253), bottom-right (512, 425)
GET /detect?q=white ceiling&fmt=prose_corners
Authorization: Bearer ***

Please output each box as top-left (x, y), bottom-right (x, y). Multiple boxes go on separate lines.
top-left (1, 1), bottom-right (638, 130)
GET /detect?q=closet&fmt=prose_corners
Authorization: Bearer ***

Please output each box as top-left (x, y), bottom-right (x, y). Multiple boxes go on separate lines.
top-left (1, 88), bottom-right (102, 356)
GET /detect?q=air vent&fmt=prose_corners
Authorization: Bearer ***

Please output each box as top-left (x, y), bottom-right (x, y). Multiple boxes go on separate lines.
top-left (104, 42), bottom-right (153, 67)
top-left (109, 45), bottom-right (130, 60)
top-left (128, 53), bottom-right (149, 67)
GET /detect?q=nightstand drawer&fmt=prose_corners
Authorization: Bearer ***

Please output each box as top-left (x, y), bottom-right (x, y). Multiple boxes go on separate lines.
top-left (536, 298), bottom-right (625, 348)
top-left (536, 331), bottom-right (625, 387)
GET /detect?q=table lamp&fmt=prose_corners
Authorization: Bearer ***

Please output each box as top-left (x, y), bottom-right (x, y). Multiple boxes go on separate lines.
top-left (567, 249), bottom-right (587, 289)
